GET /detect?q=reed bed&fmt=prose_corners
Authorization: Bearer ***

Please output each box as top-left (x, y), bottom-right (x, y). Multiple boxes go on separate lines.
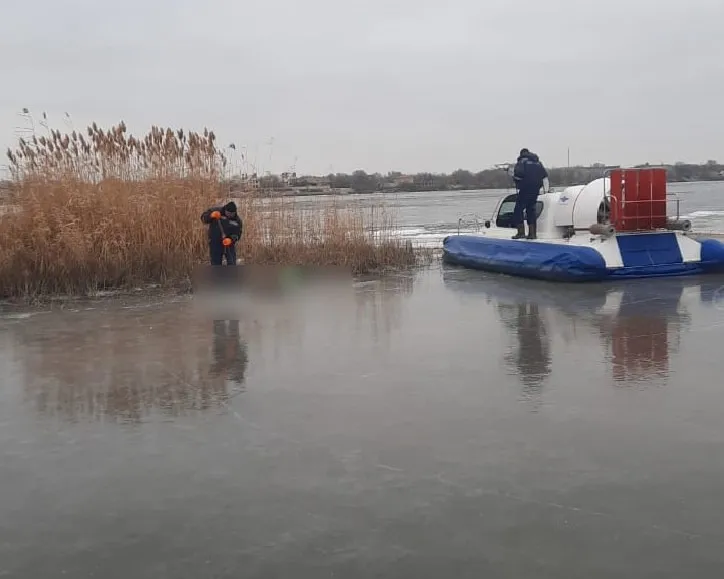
top-left (1, 121), bottom-right (425, 299)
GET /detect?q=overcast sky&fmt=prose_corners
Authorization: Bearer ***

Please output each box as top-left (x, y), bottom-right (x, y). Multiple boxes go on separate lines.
top-left (1, 0), bottom-right (722, 176)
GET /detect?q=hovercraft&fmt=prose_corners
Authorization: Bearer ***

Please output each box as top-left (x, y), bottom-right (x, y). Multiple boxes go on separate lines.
top-left (442, 167), bottom-right (724, 282)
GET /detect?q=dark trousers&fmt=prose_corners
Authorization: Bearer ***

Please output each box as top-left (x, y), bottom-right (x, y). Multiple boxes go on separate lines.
top-left (512, 191), bottom-right (538, 227)
top-left (209, 242), bottom-right (237, 266)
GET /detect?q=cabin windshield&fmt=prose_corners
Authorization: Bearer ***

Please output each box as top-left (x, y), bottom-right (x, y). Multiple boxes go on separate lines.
top-left (495, 194), bottom-right (544, 228)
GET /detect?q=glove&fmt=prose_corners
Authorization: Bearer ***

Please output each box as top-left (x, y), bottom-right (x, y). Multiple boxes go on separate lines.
top-left (210, 210), bottom-right (221, 219)
top-left (222, 237), bottom-right (232, 247)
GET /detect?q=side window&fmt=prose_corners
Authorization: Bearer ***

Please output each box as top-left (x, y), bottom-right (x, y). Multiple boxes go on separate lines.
top-left (496, 196), bottom-right (544, 228)
top-left (597, 198), bottom-right (611, 224)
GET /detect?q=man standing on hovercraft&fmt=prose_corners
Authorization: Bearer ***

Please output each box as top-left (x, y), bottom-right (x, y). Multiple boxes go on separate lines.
top-left (511, 148), bottom-right (548, 240)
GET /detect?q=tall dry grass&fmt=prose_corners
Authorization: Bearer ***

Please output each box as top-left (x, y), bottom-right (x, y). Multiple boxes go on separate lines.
top-left (1, 121), bottom-right (424, 298)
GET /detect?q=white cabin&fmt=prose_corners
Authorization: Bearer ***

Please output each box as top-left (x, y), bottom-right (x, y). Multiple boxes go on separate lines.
top-left (478, 177), bottom-right (617, 241)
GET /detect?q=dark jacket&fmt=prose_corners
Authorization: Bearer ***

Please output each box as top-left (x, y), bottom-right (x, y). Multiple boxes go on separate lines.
top-left (513, 152), bottom-right (548, 195)
top-left (201, 206), bottom-right (242, 245)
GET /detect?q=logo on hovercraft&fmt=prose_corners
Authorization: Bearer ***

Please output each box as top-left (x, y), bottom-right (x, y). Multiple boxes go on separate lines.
top-left (559, 195), bottom-right (570, 203)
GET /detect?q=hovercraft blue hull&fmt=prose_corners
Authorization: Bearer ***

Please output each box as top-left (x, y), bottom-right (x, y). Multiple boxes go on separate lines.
top-left (442, 234), bottom-right (724, 282)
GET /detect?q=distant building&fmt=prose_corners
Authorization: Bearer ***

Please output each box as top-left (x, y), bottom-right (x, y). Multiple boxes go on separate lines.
top-left (241, 173), bottom-right (260, 190)
top-left (393, 174), bottom-right (414, 186)
top-left (280, 171), bottom-right (297, 185)
top-left (296, 175), bottom-right (330, 187)
top-left (382, 174), bottom-right (414, 190)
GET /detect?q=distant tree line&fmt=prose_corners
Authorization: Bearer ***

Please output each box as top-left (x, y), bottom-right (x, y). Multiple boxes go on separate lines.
top-left (4, 160), bottom-right (722, 198)
top-left (319, 161), bottom-right (724, 193)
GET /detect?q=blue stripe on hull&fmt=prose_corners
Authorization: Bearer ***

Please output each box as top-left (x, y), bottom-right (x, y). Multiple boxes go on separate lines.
top-left (616, 233), bottom-right (683, 267)
top-left (442, 234), bottom-right (724, 282)
top-left (605, 262), bottom-right (707, 279)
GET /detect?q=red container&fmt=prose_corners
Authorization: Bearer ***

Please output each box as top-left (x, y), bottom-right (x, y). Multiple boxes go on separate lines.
top-left (610, 168), bottom-right (667, 231)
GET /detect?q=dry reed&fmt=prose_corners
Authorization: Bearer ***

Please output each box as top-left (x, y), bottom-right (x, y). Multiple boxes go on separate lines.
top-left (1, 121), bottom-right (425, 299)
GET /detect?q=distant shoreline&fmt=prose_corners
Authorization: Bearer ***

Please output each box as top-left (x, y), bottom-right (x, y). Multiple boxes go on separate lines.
top-left (241, 177), bottom-right (724, 198)
top-left (4, 169), bottom-right (723, 200)
top-left (3, 177), bottom-right (722, 204)
top-left (226, 161), bottom-right (724, 197)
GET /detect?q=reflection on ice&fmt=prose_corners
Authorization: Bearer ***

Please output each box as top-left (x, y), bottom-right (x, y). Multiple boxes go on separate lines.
top-left (442, 265), bottom-right (724, 386)
top-left (11, 305), bottom-right (249, 423)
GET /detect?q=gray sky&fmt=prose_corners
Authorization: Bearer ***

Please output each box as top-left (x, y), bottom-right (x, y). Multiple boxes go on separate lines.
top-left (1, 0), bottom-right (722, 176)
